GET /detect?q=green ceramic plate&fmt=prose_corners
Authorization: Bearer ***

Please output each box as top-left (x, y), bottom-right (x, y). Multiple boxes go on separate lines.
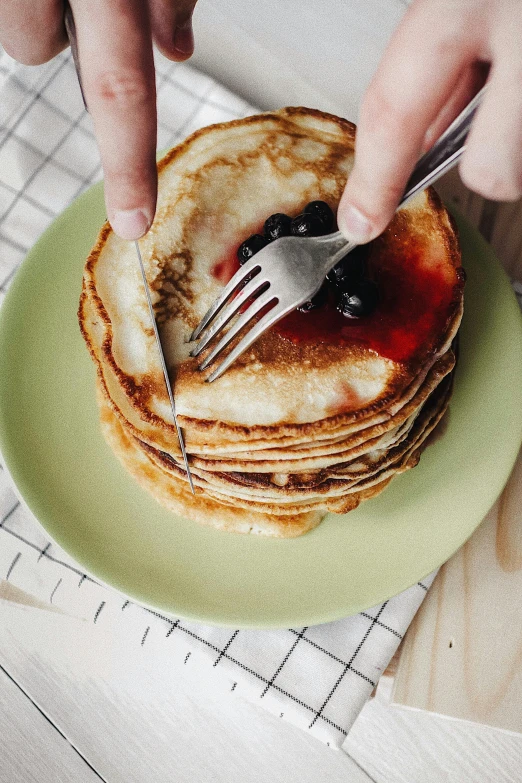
top-left (1, 186), bottom-right (521, 628)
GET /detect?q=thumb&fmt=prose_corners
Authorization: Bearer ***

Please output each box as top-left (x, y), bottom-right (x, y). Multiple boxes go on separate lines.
top-left (150, 0), bottom-right (197, 62)
top-left (337, 164), bottom-right (406, 246)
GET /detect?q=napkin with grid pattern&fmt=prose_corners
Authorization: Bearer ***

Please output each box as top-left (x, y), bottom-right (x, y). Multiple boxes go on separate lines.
top-left (0, 48), bottom-right (436, 747)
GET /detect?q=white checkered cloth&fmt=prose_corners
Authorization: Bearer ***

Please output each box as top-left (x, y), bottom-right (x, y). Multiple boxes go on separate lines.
top-left (0, 48), bottom-right (436, 747)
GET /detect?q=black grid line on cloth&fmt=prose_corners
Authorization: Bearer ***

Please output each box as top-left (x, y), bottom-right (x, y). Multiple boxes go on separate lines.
top-left (360, 612), bottom-right (403, 640)
top-left (0, 523), bottom-right (95, 583)
top-left (141, 626), bottom-right (150, 646)
top-left (0, 56), bottom-right (71, 153)
top-left (37, 542), bottom-right (51, 563)
top-left (308, 603), bottom-right (388, 729)
top-left (142, 608), bottom-right (349, 735)
top-left (50, 578), bottom-right (62, 604)
top-left (418, 582), bottom-right (429, 591)
top-left (213, 630), bottom-right (239, 667)
top-left (0, 232), bottom-right (28, 253)
top-left (0, 262), bottom-right (21, 293)
top-left (288, 628), bottom-right (370, 668)
top-left (1, 179), bottom-right (57, 219)
top-left (0, 662), bottom-right (108, 783)
top-left (1, 70), bottom-right (96, 142)
top-left (1, 108), bottom-right (87, 226)
top-left (94, 601), bottom-right (106, 623)
top-left (157, 67), bottom-right (252, 118)
top-left (164, 82), bottom-right (217, 148)
top-left (0, 500), bottom-right (20, 527)
top-left (6, 551), bottom-right (21, 580)
top-left (260, 627), bottom-right (308, 698)
top-left (66, 161), bottom-right (103, 204)
top-left (0, 131), bottom-right (89, 202)
top-left (155, 60), bottom-right (181, 97)
top-left (0, 518), bottom-right (369, 738)
top-left (166, 619), bottom-right (180, 638)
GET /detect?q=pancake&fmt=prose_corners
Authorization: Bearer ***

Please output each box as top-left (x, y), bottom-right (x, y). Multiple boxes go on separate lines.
top-left (98, 387), bottom-right (323, 537)
top-left (80, 107), bottom-right (464, 536)
top-left (138, 368), bottom-right (452, 503)
top-left (81, 108), bottom-right (463, 448)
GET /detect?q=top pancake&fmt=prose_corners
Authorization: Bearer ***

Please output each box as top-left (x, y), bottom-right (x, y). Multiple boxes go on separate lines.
top-left (80, 107), bottom-right (463, 451)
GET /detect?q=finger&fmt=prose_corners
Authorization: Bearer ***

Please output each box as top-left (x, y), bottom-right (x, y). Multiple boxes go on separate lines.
top-left (71, 0), bottom-right (157, 240)
top-left (149, 0), bottom-right (197, 61)
top-left (0, 0), bottom-right (67, 65)
top-left (421, 61), bottom-right (489, 153)
top-left (338, 0), bottom-right (487, 243)
top-left (460, 63), bottom-right (522, 201)
top-left (459, 18), bottom-right (522, 202)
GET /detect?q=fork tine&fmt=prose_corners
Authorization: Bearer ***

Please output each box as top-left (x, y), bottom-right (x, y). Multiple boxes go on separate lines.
top-left (199, 291), bottom-right (277, 371)
top-left (189, 260), bottom-right (262, 342)
top-left (204, 304), bottom-right (286, 382)
top-left (190, 274), bottom-right (270, 358)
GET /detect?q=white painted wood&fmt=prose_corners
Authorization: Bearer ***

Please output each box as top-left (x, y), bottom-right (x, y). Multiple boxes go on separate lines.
top-left (0, 601), bottom-right (371, 783)
top-left (0, 665), bottom-right (101, 783)
top-left (345, 678), bottom-right (522, 783)
top-left (4, 597), bottom-right (522, 783)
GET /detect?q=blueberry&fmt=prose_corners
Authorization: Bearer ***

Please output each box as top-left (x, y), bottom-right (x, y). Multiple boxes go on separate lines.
top-left (264, 213), bottom-right (292, 241)
top-left (327, 246), bottom-right (368, 288)
top-left (297, 284), bottom-right (329, 312)
top-left (304, 200), bottom-right (334, 232)
top-left (237, 234), bottom-right (268, 265)
top-left (291, 212), bottom-right (325, 238)
top-left (337, 280), bottom-right (379, 318)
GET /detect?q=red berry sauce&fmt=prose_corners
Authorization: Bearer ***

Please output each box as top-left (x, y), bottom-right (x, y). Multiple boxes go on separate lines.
top-left (211, 226), bottom-right (460, 364)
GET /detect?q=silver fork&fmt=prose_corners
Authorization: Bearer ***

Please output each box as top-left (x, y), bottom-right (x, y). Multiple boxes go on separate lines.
top-left (190, 85), bottom-right (486, 382)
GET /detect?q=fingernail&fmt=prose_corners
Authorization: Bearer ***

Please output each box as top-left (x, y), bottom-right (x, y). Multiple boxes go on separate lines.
top-left (111, 209), bottom-right (151, 240)
top-left (173, 21), bottom-right (194, 55)
top-left (338, 204), bottom-right (373, 243)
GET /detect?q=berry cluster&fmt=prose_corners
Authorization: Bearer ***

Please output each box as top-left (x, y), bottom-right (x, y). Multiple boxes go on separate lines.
top-left (236, 201), bottom-right (378, 319)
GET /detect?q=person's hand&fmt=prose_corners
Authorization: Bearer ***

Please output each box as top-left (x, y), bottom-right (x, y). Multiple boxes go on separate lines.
top-left (338, 0), bottom-right (522, 244)
top-left (0, 0), bottom-right (198, 240)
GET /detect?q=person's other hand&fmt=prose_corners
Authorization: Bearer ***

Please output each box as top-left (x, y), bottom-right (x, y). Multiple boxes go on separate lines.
top-left (0, 0), bottom-right (198, 239)
top-left (338, 0), bottom-right (521, 244)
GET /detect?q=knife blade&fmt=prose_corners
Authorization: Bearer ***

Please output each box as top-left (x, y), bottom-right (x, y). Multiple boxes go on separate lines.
top-left (134, 241), bottom-right (194, 492)
top-left (64, 2), bottom-right (195, 493)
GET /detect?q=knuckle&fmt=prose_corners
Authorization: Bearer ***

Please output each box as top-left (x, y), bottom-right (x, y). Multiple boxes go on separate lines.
top-left (92, 69), bottom-right (151, 107)
top-left (459, 162), bottom-right (522, 202)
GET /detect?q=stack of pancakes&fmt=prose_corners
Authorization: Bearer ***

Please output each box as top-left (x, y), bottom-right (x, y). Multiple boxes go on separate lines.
top-left (79, 108), bottom-right (464, 537)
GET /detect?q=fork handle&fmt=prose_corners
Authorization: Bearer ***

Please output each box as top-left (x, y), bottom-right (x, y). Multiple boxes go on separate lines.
top-left (400, 84), bottom-right (486, 207)
top-left (321, 84), bottom-right (487, 268)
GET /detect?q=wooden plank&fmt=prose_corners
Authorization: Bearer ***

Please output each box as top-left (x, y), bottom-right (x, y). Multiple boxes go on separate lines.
top-left (391, 447), bottom-right (522, 733)
top-left (0, 665), bottom-right (103, 783)
top-left (346, 677), bottom-right (522, 783)
top-left (0, 601), bottom-right (372, 783)
top-left (0, 579), bottom-right (65, 613)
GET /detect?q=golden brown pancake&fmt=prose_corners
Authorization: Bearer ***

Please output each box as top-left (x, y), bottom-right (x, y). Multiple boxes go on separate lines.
top-left (80, 107), bottom-right (464, 536)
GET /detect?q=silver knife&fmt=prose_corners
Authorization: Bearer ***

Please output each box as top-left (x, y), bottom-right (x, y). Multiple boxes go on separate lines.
top-left (64, 2), bottom-right (195, 493)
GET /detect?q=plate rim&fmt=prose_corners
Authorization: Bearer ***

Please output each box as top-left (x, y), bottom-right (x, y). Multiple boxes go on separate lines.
top-left (1, 188), bottom-right (522, 628)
